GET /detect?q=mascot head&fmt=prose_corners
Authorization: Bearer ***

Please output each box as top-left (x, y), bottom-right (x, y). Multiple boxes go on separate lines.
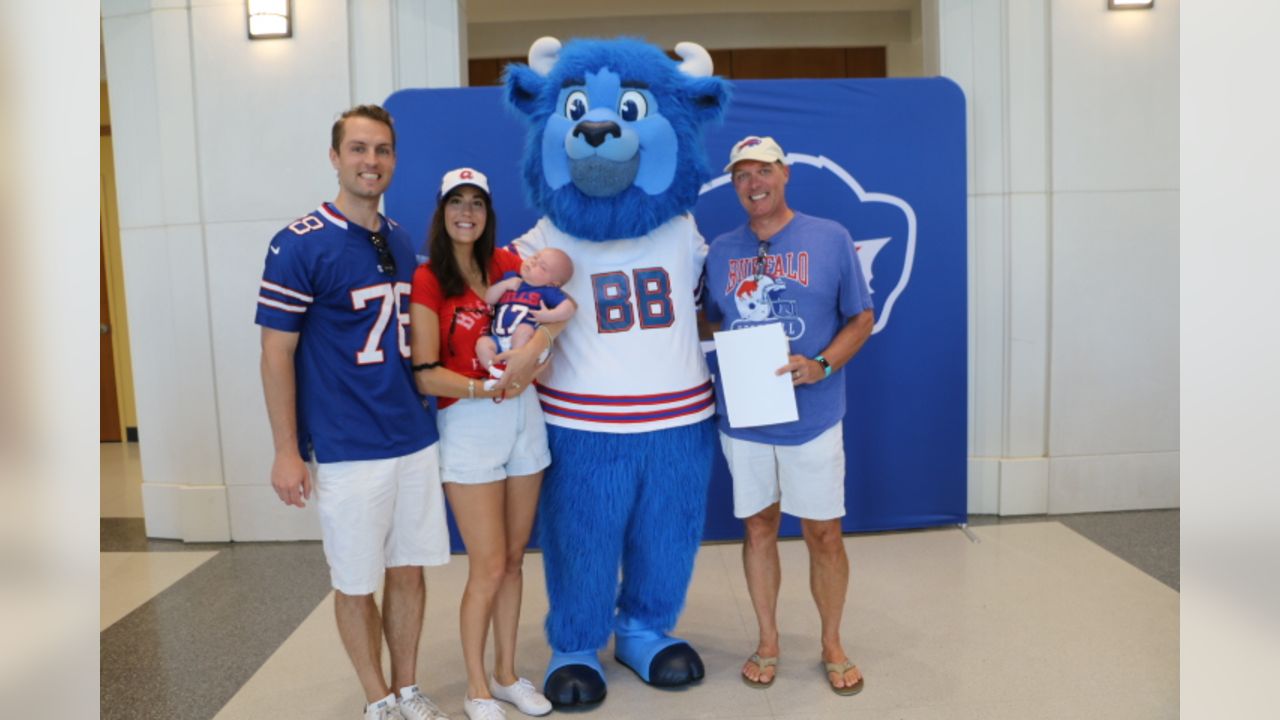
top-left (504, 37), bottom-right (730, 241)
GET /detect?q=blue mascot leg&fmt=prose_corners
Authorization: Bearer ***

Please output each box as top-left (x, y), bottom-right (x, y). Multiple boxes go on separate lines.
top-left (613, 419), bottom-right (715, 686)
top-left (539, 426), bottom-right (636, 707)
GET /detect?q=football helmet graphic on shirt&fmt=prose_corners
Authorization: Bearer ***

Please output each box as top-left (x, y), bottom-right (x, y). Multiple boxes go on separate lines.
top-left (729, 275), bottom-right (806, 338)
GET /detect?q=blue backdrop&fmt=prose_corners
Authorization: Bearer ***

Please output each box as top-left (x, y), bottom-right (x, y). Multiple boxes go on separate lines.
top-left (385, 77), bottom-right (967, 544)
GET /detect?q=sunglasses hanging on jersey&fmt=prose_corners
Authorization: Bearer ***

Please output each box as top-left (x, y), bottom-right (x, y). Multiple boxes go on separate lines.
top-left (755, 239), bottom-right (770, 279)
top-left (370, 233), bottom-right (396, 275)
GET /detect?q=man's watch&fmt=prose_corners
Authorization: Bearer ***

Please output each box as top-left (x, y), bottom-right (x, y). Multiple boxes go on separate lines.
top-left (814, 354), bottom-right (832, 378)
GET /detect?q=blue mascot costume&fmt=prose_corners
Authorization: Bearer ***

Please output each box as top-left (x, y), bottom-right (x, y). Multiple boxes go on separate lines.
top-left (504, 36), bottom-right (730, 708)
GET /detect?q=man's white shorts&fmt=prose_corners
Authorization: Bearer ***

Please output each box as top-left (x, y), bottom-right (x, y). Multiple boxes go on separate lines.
top-left (437, 389), bottom-right (551, 485)
top-left (314, 443), bottom-right (450, 595)
top-left (719, 422), bottom-right (846, 520)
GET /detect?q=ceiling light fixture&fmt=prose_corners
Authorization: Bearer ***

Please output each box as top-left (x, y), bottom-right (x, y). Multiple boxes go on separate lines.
top-left (247, 0), bottom-right (292, 40)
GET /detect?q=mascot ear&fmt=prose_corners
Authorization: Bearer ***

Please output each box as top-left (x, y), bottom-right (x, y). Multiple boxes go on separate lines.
top-left (504, 36), bottom-right (561, 119)
top-left (684, 75), bottom-right (731, 126)
top-left (673, 41), bottom-right (730, 126)
top-left (504, 63), bottom-right (546, 119)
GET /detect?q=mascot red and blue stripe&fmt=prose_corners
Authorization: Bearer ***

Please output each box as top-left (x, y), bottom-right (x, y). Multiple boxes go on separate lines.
top-left (504, 36), bottom-right (730, 708)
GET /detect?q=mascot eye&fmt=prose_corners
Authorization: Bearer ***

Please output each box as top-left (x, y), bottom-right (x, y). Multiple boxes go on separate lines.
top-left (564, 90), bottom-right (588, 121)
top-left (618, 90), bottom-right (648, 122)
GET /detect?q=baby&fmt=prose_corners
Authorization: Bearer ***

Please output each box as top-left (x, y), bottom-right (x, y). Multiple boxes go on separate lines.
top-left (477, 247), bottom-right (577, 389)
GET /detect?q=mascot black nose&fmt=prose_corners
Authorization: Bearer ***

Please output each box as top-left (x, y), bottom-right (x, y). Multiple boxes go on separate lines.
top-left (573, 121), bottom-right (622, 148)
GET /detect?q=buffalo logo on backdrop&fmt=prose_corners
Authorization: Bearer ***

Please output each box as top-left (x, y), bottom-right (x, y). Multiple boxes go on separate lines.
top-left (384, 76), bottom-right (969, 539)
top-left (698, 152), bottom-right (917, 336)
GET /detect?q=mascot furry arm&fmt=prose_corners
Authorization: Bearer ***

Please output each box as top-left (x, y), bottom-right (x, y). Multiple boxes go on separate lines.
top-left (504, 37), bottom-right (729, 708)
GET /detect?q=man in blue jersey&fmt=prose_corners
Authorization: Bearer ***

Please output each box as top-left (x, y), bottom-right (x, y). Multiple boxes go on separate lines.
top-left (700, 136), bottom-right (875, 697)
top-left (257, 105), bottom-right (450, 720)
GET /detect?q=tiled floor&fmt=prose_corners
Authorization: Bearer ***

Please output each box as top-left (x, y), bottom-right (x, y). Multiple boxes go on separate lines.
top-left (101, 443), bottom-right (1179, 719)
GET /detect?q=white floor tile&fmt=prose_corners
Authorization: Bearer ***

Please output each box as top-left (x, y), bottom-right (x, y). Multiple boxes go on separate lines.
top-left (100, 551), bottom-right (218, 630)
top-left (101, 441), bottom-right (144, 518)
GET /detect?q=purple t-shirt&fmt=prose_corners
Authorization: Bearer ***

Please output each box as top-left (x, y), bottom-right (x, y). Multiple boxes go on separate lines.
top-left (704, 212), bottom-right (873, 445)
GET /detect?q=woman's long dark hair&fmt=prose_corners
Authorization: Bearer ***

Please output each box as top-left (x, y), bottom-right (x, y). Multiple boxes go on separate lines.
top-left (426, 185), bottom-right (498, 298)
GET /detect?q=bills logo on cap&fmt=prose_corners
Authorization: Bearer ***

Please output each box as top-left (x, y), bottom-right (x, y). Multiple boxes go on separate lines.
top-left (440, 166), bottom-right (491, 197)
top-left (737, 137), bottom-right (763, 150)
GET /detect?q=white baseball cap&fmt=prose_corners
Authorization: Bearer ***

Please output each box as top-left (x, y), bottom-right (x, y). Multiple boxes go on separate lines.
top-left (723, 136), bottom-right (787, 172)
top-left (439, 167), bottom-right (490, 198)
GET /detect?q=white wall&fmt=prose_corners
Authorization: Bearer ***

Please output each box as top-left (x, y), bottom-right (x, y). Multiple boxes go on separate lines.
top-left (938, 0), bottom-right (1179, 515)
top-left (102, 1), bottom-right (229, 541)
top-left (101, 0), bottom-right (467, 541)
top-left (1046, 0), bottom-right (1178, 512)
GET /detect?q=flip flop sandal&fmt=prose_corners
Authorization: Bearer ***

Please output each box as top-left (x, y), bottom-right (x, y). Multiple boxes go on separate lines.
top-left (823, 659), bottom-right (864, 696)
top-left (741, 653), bottom-right (778, 689)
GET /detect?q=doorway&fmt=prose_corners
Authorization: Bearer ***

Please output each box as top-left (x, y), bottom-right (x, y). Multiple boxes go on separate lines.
top-left (101, 79), bottom-right (144, 520)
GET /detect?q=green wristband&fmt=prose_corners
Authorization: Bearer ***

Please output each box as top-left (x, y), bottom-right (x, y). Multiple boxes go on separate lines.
top-left (814, 355), bottom-right (832, 378)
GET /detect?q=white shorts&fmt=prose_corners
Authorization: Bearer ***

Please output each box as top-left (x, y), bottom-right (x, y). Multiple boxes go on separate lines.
top-left (719, 422), bottom-right (846, 520)
top-left (314, 443), bottom-right (450, 595)
top-left (437, 389), bottom-right (551, 485)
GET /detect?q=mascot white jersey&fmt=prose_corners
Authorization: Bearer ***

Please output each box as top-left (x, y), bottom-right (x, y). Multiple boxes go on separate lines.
top-left (514, 215), bottom-right (714, 432)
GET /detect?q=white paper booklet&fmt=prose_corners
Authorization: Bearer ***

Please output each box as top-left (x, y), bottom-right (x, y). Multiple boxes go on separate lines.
top-left (712, 323), bottom-right (799, 428)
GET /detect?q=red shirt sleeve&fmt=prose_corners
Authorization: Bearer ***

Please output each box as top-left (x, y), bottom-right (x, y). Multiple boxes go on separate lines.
top-left (411, 263), bottom-right (443, 310)
top-left (493, 247), bottom-right (523, 278)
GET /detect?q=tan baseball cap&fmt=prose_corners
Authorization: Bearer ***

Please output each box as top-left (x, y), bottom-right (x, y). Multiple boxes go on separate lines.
top-left (439, 167), bottom-right (490, 198)
top-left (723, 135), bottom-right (787, 172)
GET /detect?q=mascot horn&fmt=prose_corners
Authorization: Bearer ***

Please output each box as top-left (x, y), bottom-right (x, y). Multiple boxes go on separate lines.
top-left (504, 36), bottom-right (729, 708)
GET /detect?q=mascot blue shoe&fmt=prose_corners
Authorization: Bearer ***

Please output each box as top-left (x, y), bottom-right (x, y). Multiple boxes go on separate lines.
top-left (504, 36), bottom-right (729, 709)
top-left (614, 615), bottom-right (705, 686)
top-left (544, 650), bottom-right (607, 707)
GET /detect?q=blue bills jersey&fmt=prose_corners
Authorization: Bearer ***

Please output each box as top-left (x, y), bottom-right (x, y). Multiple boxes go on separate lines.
top-left (255, 202), bottom-right (438, 463)
top-left (490, 271), bottom-right (570, 339)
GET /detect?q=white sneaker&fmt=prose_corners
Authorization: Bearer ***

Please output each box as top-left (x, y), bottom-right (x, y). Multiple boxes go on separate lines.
top-left (398, 685), bottom-right (450, 720)
top-left (365, 694), bottom-right (406, 720)
top-left (488, 677), bottom-right (552, 717)
top-left (463, 696), bottom-right (506, 720)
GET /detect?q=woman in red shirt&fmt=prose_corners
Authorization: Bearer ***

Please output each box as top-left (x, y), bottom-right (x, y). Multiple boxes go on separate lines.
top-left (409, 168), bottom-right (555, 719)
